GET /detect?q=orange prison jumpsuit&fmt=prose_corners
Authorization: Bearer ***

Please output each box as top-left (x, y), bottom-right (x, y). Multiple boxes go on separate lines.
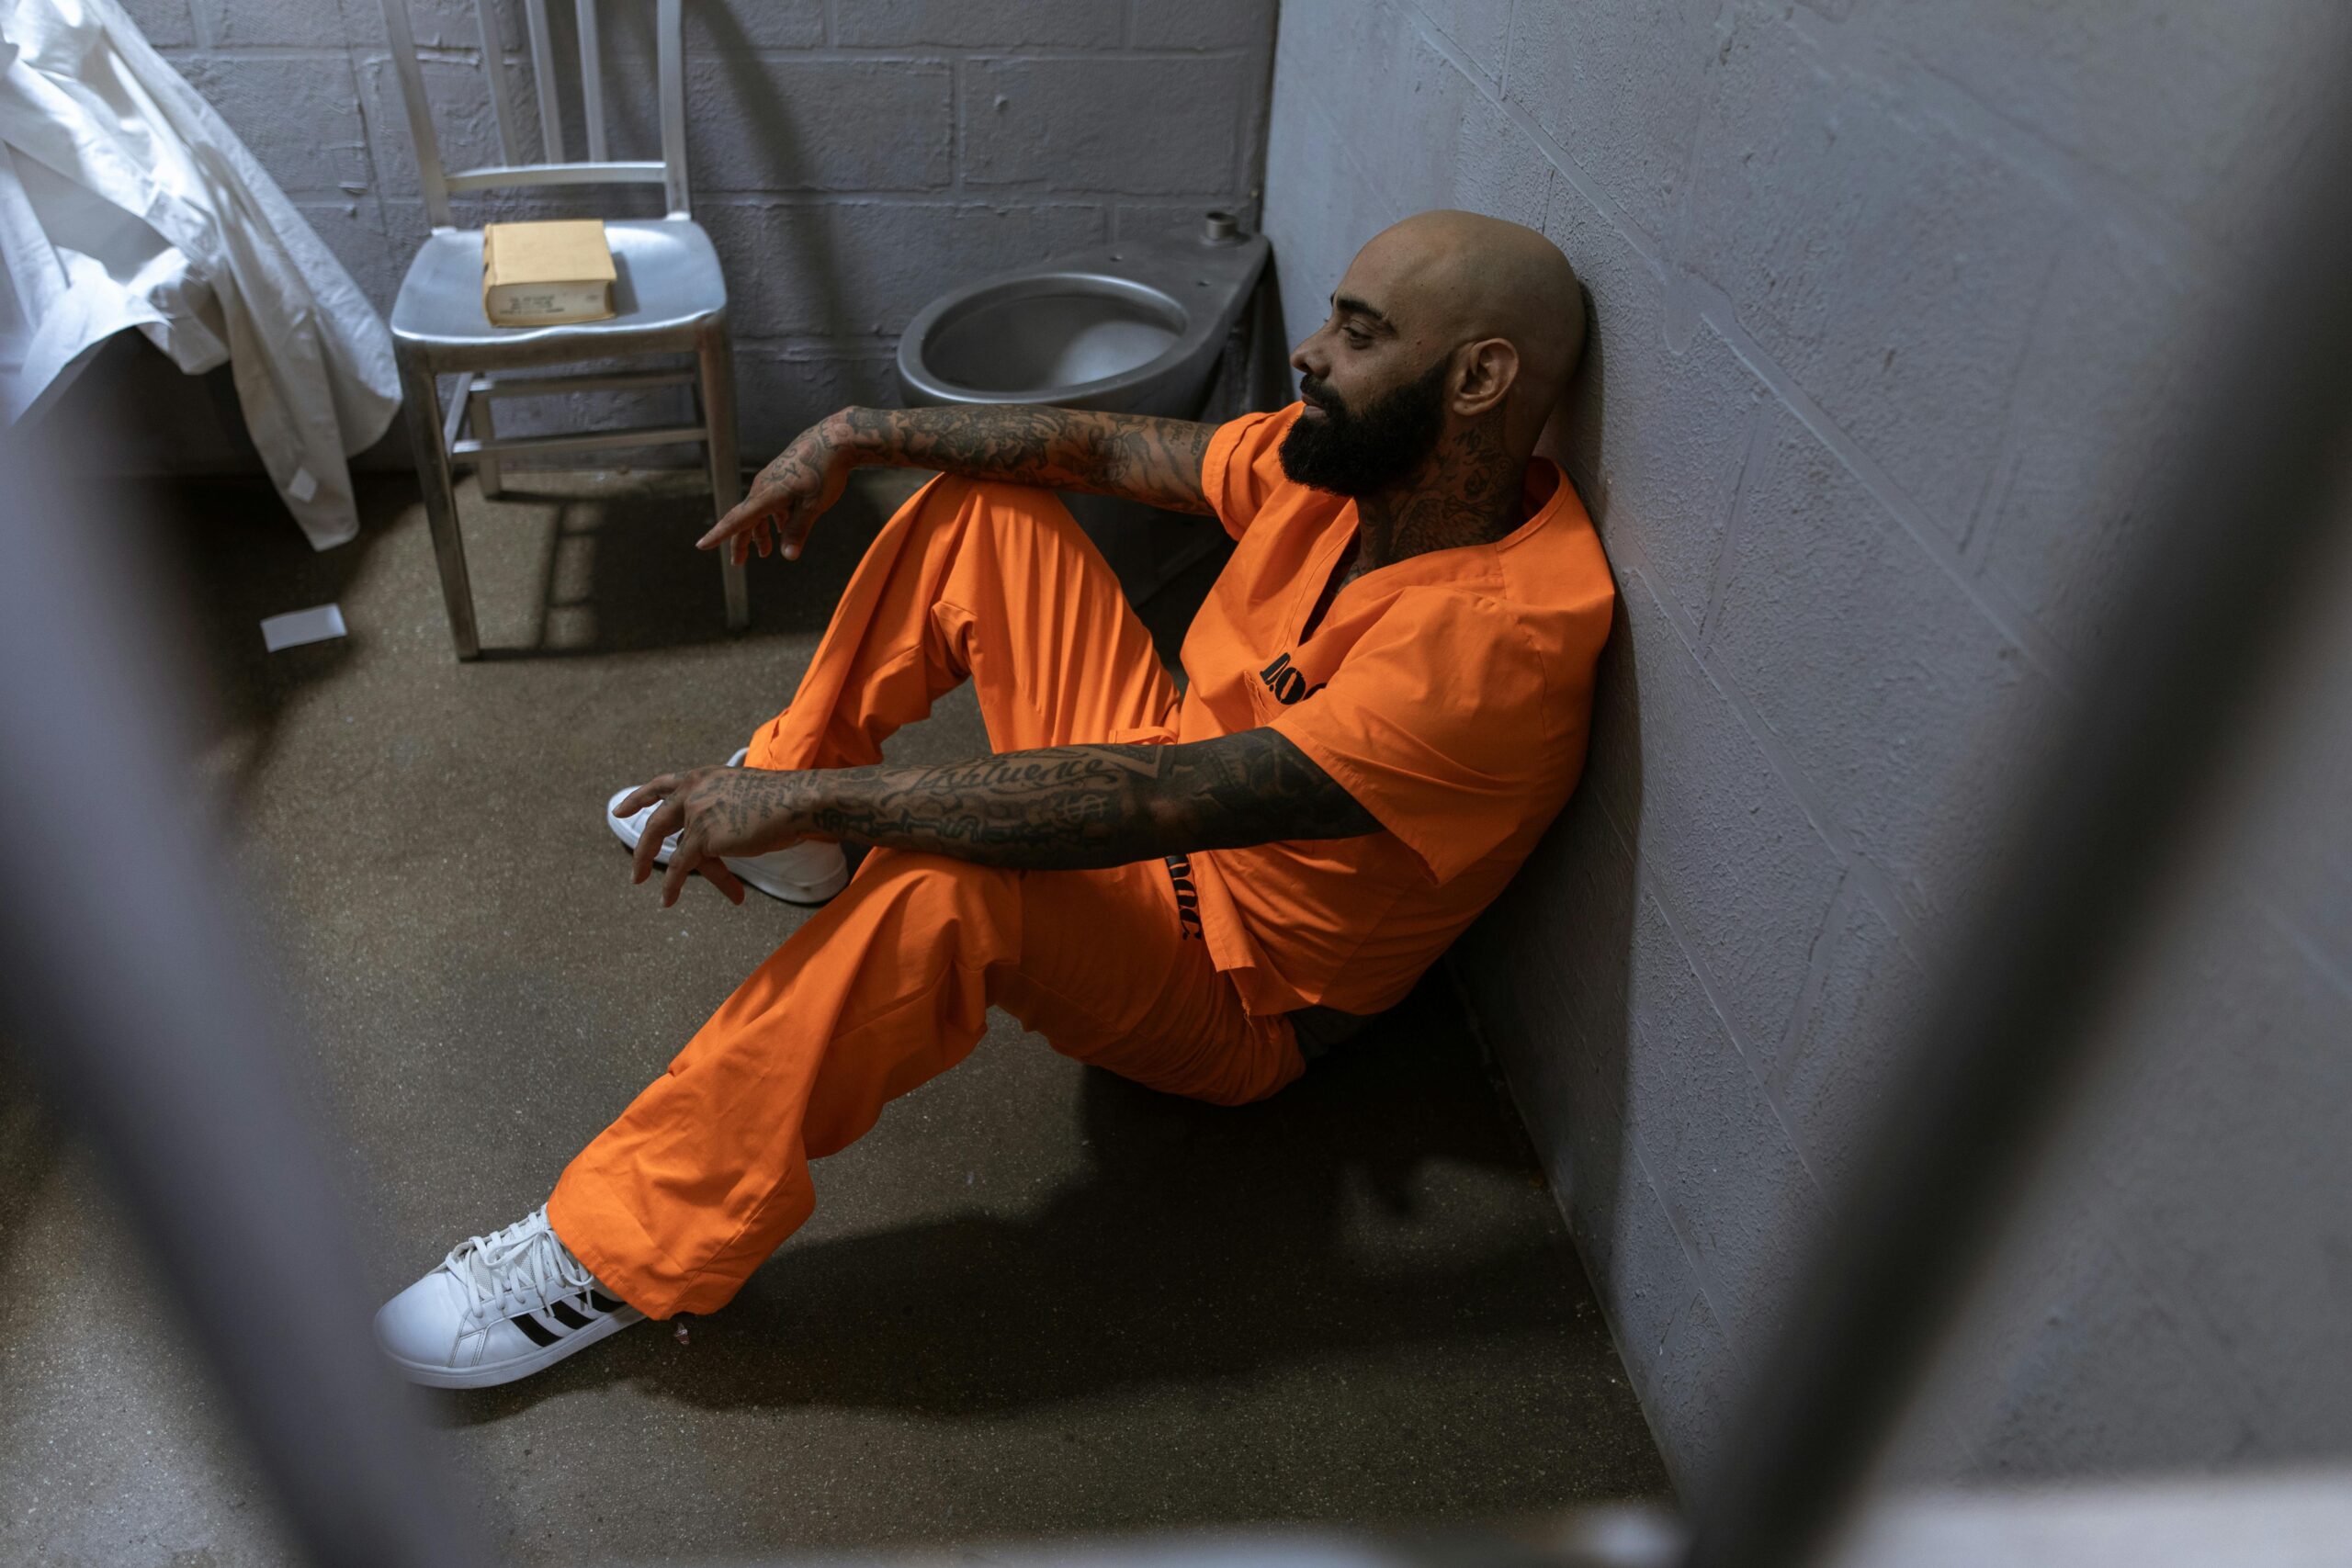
top-left (549, 404), bottom-right (1615, 1318)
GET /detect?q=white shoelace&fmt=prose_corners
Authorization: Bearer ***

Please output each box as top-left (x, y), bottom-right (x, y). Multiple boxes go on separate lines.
top-left (445, 1208), bottom-right (594, 1320)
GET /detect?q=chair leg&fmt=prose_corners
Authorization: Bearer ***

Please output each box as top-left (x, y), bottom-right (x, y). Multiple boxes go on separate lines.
top-left (471, 380), bottom-right (504, 499)
top-left (697, 321), bottom-right (749, 633)
top-left (395, 346), bottom-right (481, 660)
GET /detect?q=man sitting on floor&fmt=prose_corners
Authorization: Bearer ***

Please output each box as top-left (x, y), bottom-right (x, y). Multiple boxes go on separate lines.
top-left (375, 209), bottom-right (1614, 1387)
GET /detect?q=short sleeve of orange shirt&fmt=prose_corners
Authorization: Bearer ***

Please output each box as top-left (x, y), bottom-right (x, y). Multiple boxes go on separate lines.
top-left (1200, 407), bottom-right (1295, 542)
top-left (1268, 595), bottom-right (1557, 886)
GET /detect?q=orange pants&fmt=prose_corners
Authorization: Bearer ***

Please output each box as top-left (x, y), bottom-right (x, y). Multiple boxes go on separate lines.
top-left (548, 476), bottom-right (1306, 1318)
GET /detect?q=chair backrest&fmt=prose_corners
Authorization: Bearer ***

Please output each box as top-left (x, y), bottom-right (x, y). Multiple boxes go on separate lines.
top-left (377, 0), bottom-right (688, 230)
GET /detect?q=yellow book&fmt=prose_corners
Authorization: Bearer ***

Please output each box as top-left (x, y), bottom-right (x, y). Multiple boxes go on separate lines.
top-left (481, 220), bottom-right (616, 326)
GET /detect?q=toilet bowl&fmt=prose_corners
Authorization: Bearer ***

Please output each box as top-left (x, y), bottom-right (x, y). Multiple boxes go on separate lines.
top-left (897, 212), bottom-right (1272, 599)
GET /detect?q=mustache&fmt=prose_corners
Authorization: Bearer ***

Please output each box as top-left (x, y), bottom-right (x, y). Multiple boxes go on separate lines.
top-left (1299, 377), bottom-right (1347, 415)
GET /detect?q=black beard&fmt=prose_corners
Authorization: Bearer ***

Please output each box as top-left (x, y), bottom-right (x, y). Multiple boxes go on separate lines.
top-left (1279, 355), bottom-right (1452, 496)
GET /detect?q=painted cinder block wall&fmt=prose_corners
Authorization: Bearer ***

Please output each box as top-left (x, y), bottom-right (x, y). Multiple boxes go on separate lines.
top-left (1261, 0), bottom-right (2352, 1495)
top-left (88, 0), bottom-right (1274, 470)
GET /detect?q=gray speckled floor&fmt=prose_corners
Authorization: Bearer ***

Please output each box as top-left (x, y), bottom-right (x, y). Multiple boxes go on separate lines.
top-left (0, 468), bottom-right (1667, 1566)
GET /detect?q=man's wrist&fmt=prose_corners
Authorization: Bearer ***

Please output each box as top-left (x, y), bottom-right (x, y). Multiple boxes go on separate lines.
top-left (825, 406), bottom-right (888, 467)
top-left (760, 766), bottom-right (826, 847)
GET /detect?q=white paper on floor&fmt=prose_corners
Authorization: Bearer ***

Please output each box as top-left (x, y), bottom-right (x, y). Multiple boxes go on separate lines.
top-left (259, 603), bottom-right (345, 652)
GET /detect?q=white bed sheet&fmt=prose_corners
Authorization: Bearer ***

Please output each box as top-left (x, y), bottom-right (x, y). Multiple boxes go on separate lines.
top-left (0, 0), bottom-right (399, 548)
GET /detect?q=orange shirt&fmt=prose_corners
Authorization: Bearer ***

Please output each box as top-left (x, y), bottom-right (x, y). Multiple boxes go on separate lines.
top-left (1170, 402), bottom-right (1615, 1017)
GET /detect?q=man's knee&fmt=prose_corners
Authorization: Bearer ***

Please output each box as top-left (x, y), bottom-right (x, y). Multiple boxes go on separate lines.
top-left (912, 472), bottom-right (1081, 539)
top-left (844, 848), bottom-right (1021, 937)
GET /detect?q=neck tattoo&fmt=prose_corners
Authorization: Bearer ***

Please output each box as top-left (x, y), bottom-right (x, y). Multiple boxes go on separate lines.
top-left (1350, 416), bottom-right (1523, 576)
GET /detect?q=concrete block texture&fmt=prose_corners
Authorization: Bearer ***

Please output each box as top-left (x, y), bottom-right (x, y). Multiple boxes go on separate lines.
top-left (1131, 0), bottom-right (1275, 53)
top-left (707, 199), bottom-right (1109, 339)
top-left (1769, 889), bottom-right (1926, 1198)
top-left (1707, 403), bottom-right (2059, 923)
top-left (1618, 893), bottom-right (1825, 1356)
top-left (179, 52), bottom-right (373, 195)
top-left (356, 51), bottom-right (548, 196)
top-left (1909, 1217), bottom-right (2266, 1483)
top-left (1502, 0), bottom-right (1714, 242)
top-left (1645, 1292), bottom-right (1749, 1499)
top-left (2063, 894), bottom-right (2352, 1459)
top-left (195, 0), bottom-right (345, 47)
top-left (960, 54), bottom-right (1257, 194)
top-left (1279, 0), bottom-right (1545, 231)
top-left (130, 0), bottom-right (1270, 477)
top-left (676, 55), bottom-right (956, 193)
top-left (1868, 0), bottom-right (2352, 254)
top-left (1461, 799), bottom-right (1697, 1413)
top-left (837, 0), bottom-right (1125, 50)
top-left (1542, 194), bottom-right (1757, 632)
top-left (1977, 222), bottom-right (2206, 666)
top-left (1266, 0), bottom-right (2352, 1490)
top-left (1678, 5), bottom-right (2072, 546)
top-left (118, 0), bottom-right (195, 47)
top-left (333, 0), bottom-right (526, 53)
top-left (297, 197), bottom-right (406, 315)
top-left (1410, 0), bottom-right (1514, 85)
top-left (723, 344), bottom-right (902, 457)
top-left (1586, 570), bottom-right (1845, 1057)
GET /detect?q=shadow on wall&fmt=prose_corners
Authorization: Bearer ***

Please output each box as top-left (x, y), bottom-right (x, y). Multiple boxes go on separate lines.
top-left (595, 0), bottom-right (854, 345)
top-left (1456, 278), bottom-right (1656, 1435)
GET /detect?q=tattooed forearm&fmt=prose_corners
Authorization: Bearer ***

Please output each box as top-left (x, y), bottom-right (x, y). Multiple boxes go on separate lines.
top-left (734, 729), bottom-right (1379, 870)
top-left (834, 405), bottom-right (1216, 513)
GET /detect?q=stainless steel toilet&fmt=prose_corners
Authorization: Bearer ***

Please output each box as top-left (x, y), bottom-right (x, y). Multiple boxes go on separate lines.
top-left (896, 211), bottom-right (1272, 602)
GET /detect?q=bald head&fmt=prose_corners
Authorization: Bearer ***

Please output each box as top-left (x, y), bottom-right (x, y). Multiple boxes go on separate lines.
top-left (1338, 209), bottom-right (1586, 447)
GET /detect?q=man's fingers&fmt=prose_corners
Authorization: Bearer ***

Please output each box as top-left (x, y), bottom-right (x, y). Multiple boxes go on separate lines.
top-left (660, 847), bottom-right (689, 906)
top-left (699, 858), bottom-right (747, 905)
top-left (614, 775), bottom-right (678, 819)
top-left (660, 835), bottom-right (712, 907)
top-left (779, 510), bottom-right (815, 561)
top-left (701, 492), bottom-right (771, 549)
top-left (633, 798), bottom-right (685, 885)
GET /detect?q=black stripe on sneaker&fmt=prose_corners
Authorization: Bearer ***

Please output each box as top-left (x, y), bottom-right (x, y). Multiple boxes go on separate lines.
top-left (547, 1300), bottom-right (593, 1331)
top-left (588, 1291), bottom-right (624, 1314)
top-left (512, 1311), bottom-right (561, 1347)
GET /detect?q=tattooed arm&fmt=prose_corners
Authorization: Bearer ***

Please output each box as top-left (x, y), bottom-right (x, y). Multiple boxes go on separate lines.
top-left (616, 729), bottom-right (1381, 906)
top-left (699, 404), bottom-right (1216, 565)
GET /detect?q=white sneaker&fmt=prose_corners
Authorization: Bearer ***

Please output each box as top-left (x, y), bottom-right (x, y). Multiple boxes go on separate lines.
top-left (374, 1207), bottom-right (643, 1388)
top-left (606, 746), bottom-right (850, 905)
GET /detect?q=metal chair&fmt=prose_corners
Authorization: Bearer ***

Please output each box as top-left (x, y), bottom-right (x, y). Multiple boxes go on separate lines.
top-left (377, 0), bottom-right (745, 659)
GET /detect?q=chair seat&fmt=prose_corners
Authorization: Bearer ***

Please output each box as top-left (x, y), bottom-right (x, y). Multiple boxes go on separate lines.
top-left (390, 218), bottom-right (727, 349)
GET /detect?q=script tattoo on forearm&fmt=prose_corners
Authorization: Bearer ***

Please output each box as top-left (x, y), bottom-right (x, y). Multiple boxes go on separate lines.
top-left (842, 405), bottom-right (1216, 513)
top-left (765, 728), bottom-right (1379, 870)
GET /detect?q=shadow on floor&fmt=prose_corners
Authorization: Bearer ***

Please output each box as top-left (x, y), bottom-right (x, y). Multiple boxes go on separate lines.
top-left (436, 976), bottom-right (1609, 1430)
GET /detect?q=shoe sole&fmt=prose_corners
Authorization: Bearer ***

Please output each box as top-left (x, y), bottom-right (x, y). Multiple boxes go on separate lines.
top-left (606, 750), bottom-right (847, 906)
top-left (385, 1305), bottom-right (645, 1389)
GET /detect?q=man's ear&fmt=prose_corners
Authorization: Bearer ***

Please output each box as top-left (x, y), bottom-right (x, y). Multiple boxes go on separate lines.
top-left (1451, 337), bottom-right (1520, 418)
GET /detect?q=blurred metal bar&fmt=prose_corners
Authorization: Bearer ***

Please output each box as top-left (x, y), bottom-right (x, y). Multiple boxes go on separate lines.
top-left (0, 437), bottom-right (486, 1568)
top-left (656, 0), bottom-right (687, 218)
top-left (451, 420), bottom-right (707, 457)
top-left (1680, 47), bottom-right (2352, 1568)
top-left (475, 0), bottom-right (521, 168)
top-left (579, 0), bottom-right (609, 164)
top-left (442, 159), bottom-right (666, 192)
top-left (525, 0), bottom-right (565, 163)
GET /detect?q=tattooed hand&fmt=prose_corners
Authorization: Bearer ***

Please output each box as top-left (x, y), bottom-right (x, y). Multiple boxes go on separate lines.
top-left (700, 415), bottom-right (858, 566)
top-left (613, 765), bottom-right (810, 908)
top-left (703, 404), bottom-right (1218, 570)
